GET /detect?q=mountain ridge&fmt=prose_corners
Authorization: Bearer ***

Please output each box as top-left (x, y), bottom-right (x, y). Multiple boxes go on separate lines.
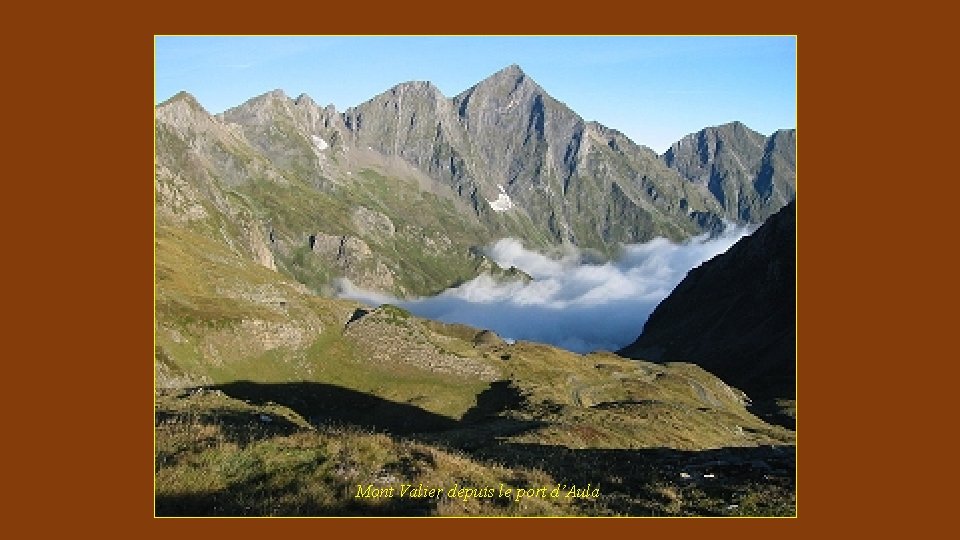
top-left (156, 65), bottom-right (795, 298)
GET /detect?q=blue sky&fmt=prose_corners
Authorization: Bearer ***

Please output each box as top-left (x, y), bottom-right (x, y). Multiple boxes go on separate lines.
top-left (155, 36), bottom-right (795, 154)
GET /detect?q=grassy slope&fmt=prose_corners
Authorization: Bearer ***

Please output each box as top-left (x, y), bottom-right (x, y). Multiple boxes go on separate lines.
top-left (155, 229), bottom-right (795, 516)
top-left (156, 389), bottom-right (794, 517)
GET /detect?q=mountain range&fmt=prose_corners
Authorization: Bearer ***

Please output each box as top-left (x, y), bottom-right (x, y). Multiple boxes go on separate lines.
top-left (156, 63), bottom-right (795, 298)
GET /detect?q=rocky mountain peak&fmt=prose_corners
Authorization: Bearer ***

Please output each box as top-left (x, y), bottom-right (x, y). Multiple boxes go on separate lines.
top-left (221, 89), bottom-right (299, 127)
top-left (456, 64), bottom-right (542, 107)
top-left (343, 80), bottom-right (447, 125)
top-left (768, 128), bottom-right (797, 155)
top-left (489, 63), bottom-right (528, 83)
top-left (247, 88), bottom-right (290, 108)
top-left (158, 90), bottom-right (204, 110)
top-left (155, 66), bottom-right (796, 273)
top-left (155, 91), bottom-right (217, 134)
top-left (389, 80), bottom-right (443, 97)
top-left (294, 93), bottom-right (317, 107)
top-left (662, 120), bottom-right (794, 222)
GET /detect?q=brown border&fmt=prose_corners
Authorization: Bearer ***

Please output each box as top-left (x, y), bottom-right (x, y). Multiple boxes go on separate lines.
top-left (15, 0), bottom-right (902, 536)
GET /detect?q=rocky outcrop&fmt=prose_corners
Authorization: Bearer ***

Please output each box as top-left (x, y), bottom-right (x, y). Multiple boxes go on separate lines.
top-left (473, 329), bottom-right (505, 347)
top-left (249, 222), bottom-right (276, 270)
top-left (351, 206), bottom-right (395, 239)
top-left (343, 305), bottom-right (500, 381)
top-left (309, 233), bottom-right (395, 291)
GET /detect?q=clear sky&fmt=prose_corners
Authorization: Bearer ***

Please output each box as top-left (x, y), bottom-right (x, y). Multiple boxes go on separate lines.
top-left (155, 36), bottom-right (796, 154)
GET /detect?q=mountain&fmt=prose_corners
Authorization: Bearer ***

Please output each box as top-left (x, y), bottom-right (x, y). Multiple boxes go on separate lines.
top-left (343, 64), bottom-right (727, 251)
top-left (157, 90), bottom-right (520, 299)
top-left (663, 121), bottom-right (797, 223)
top-left (156, 65), bottom-right (796, 299)
top-left (619, 200), bottom-right (796, 427)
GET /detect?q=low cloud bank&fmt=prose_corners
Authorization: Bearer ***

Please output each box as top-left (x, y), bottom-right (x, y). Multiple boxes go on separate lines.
top-left (338, 227), bottom-right (752, 354)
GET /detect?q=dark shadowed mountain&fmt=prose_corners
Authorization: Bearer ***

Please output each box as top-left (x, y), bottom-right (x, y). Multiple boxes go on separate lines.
top-left (619, 200), bottom-right (796, 427)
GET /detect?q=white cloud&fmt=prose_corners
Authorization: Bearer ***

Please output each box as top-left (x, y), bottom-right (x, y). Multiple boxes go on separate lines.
top-left (338, 225), bottom-right (752, 354)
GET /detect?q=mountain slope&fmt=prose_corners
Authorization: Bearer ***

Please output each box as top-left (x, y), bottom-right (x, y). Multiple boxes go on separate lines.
top-left (156, 91), bottom-right (518, 298)
top-left (155, 216), bottom-right (796, 515)
top-left (619, 200), bottom-right (796, 427)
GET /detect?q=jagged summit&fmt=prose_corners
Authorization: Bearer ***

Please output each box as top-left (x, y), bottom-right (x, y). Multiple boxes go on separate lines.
top-left (294, 93), bottom-right (316, 106)
top-left (155, 90), bottom-right (218, 133)
top-left (389, 80), bottom-right (443, 94)
top-left (487, 63), bottom-right (528, 83)
top-left (243, 88), bottom-right (290, 106)
top-left (157, 90), bottom-right (204, 111)
top-left (456, 63), bottom-right (542, 103)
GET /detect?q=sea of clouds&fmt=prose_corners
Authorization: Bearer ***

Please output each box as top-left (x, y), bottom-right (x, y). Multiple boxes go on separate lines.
top-left (337, 226), bottom-right (753, 354)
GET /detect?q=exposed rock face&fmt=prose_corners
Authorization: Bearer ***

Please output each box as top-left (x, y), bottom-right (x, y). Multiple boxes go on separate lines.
top-left (309, 233), bottom-right (395, 291)
top-left (663, 122), bottom-right (797, 223)
top-left (619, 201), bottom-right (796, 425)
top-left (155, 169), bottom-right (209, 223)
top-left (472, 329), bottom-right (506, 347)
top-left (155, 93), bottom-right (283, 272)
top-left (220, 89), bottom-right (350, 185)
top-left (342, 65), bottom-right (730, 249)
top-left (351, 206), bottom-right (395, 239)
top-left (249, 223), bottom-right (276, 270)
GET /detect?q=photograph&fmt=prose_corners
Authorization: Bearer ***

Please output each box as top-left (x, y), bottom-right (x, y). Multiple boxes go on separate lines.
top-left (153, 35), bottom-right (797, 517)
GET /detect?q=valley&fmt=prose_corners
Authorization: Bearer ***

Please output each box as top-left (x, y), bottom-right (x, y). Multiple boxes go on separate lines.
top-left (154, 63), bottom-right (797, 517)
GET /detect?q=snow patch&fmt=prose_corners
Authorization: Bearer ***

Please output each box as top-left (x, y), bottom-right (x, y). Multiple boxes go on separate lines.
top-left (311, 135), bottom-right (329, 151)
top-left (487, 185), bottom-right (514, 212)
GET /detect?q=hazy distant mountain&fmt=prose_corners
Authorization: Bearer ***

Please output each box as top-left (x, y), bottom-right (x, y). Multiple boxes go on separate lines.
top-left (619, 201), bottom-right (796, 427)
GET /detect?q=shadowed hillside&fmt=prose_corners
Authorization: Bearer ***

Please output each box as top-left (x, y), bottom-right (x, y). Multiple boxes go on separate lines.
top-left (620, 200), bottom-right (796, 427)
